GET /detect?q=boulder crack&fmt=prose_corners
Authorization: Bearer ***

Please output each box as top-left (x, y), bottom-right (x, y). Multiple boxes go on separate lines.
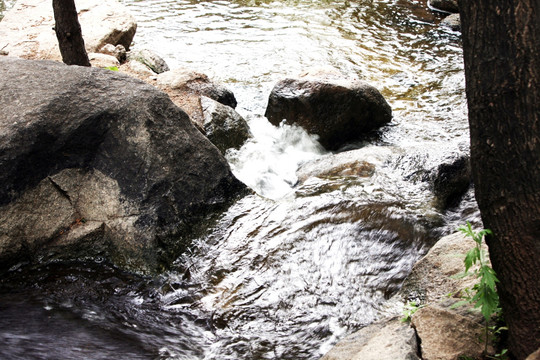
top-left (48, 176), bottom-right (73, 207)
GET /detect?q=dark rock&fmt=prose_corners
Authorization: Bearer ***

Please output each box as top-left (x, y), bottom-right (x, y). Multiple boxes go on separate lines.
top-left (441, 13), bottom-right (461, 31)
top-left (128, 48), bottom-right (170, 74)
top-left (427, 154), bottom-right (471, 209)
top-left (264, 70), bottom-right (392, 151)
top-left (428, 0), bottom-right (459, 13)
top-left (0, 57), bottom-right (247, 273)
top-left (201, 96), bottom-right (251, 154)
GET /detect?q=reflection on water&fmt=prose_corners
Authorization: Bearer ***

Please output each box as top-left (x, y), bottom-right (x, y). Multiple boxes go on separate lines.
top-left (0, 0), bottom-right (478, 359)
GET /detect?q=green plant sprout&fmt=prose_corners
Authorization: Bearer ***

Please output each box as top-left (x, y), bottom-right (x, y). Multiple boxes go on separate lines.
top-left (455, 222), bottom-right (507, 358)
top-left (457, 222), bottom-right (499, 322)
top-left (401, 301), bottom-right (424, 323)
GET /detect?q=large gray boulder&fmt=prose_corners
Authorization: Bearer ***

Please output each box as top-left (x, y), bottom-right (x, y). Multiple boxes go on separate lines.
top-left (265, 69), bottom-right (392, 150)
top-left (0, 0), bottom-right (136, 61)
top-left (0, 57), bottom-right (247, 273)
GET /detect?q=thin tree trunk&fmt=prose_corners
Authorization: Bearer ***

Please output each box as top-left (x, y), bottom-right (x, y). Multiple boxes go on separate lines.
top-left (459, 0), bottom-right (540, 358)
top-left (52, 0), bottom-right (90, 66)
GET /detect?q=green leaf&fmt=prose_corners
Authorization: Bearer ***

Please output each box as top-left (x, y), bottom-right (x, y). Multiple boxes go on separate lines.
top-left (464, 250), bottom-right (474, 272)
top-left (458, 222), bottom-right (474, 238)
top-left (456, 223), bottom-right (500, 324)
top-left (400, 301), bottom-right (423, 323)
top-left (480, 265), bottom-right (499, 291)
top-left (472, 285), bottom-right (499, 322)
top-left (464, 247), bottom-right (480, 272)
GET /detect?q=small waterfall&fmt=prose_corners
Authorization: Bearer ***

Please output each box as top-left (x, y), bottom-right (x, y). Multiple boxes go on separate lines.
top-left (226, 118), bottom-right (326, 199)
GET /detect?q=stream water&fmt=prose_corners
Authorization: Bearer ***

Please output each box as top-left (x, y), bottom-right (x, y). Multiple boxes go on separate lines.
top-left (0, 0), bottom-right (482, 359)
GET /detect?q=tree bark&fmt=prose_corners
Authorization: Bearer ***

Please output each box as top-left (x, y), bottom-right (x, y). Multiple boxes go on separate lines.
top-left (52, 0), bottom-right (90, 66)
top-left (459, 0), bottom-right (540, 358)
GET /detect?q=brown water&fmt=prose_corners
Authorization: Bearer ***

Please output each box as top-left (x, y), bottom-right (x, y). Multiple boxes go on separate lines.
top-left (0, 1), bottom-right (480, 359)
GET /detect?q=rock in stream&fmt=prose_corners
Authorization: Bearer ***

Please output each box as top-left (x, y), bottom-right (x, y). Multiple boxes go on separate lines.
top-left (0, 57), bottom-right (248, 273)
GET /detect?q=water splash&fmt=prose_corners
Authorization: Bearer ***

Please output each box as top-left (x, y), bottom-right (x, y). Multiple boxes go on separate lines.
top-left (226, 117), bottom-right (325, 199)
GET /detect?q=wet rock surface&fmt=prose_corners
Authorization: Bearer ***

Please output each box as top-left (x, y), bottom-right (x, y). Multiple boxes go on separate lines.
top-left (296, 147), bottom-right (391, 184)
top-left (427, 153), bottom-right (471, 210)
top-left (327, 231), bottom-right (493, 360)
top-left (0, 57), bottom-right (247, 273)
top-left (265, 69), bottom-right (392, 151)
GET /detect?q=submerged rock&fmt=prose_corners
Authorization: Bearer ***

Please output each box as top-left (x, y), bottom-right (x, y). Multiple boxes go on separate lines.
top-left (320, 317), bottom-right (420, 360)
top-left (0, 57), bottom-right (247, 273)
top-left (265, 68), bottom-right (392, 150)
top-left (296, 146), bottom-right (391, 184)
top-left (201, 96), bottom-right (251, 154)
top-left (0, 0), bottom-right (136, 61)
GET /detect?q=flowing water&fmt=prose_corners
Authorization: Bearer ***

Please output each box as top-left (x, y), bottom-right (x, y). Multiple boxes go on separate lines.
top-left (0, 0), bottom-right (481, 359)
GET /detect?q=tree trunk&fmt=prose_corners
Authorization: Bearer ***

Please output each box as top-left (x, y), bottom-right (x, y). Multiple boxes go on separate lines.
top-left (52, 0), bottom-right (90, 66)
top-left (459, 0), bottom-right (540, 358)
